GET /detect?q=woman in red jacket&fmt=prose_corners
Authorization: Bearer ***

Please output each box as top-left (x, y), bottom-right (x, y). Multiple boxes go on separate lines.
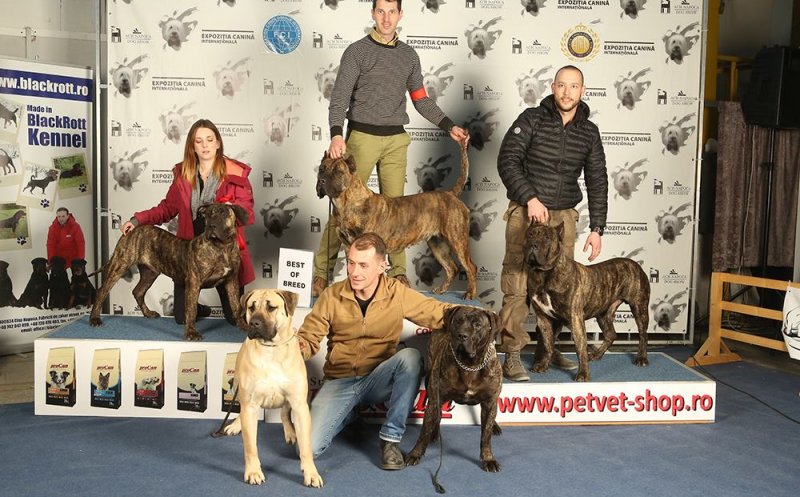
top-left (120, 119), bottom-right (255, 325)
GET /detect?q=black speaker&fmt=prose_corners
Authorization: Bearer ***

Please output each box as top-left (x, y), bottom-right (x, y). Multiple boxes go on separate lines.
top-left (741, 46), bottom-right (800, 129)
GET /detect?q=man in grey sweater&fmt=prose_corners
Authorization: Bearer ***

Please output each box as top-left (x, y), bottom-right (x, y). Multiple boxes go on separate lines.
top-left (496, 65), bottom-right (608, 381)
top-left (312, 0), bottom-right (469, 297)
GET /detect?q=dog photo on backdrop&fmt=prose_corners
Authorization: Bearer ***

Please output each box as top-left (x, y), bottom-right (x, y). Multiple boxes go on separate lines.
top-left (524, 222), bottom-right (650, 382)
top-left (90, 203), bottom-right (248, 341)
top-left (315, 142), bottom-right (478, 299)
top-left (220, 289), bottom-right (323, 488)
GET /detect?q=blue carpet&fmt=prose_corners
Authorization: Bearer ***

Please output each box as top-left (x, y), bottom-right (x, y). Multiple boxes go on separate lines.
top-left (1, 347), bottom-right (799, 497)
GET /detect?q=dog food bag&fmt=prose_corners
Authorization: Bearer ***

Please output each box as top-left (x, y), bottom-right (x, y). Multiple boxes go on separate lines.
top-left (134, 349), bottom-right (164, 409)
top-left (45, 347), bottom-right (76, 407)
top-left (90, 348), bottom-right (121, 409)
top-left (221, 352), bottom-right (240, 414)
top-left (177, 351), bottom-right (207, 412)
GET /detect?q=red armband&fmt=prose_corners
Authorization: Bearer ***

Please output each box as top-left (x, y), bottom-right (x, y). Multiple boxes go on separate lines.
top-left (409, 87), bottom-right (428, 102)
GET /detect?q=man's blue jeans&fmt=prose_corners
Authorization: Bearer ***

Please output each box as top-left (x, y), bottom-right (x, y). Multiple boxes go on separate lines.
top-left (309, 347), bottom-right (423, 457)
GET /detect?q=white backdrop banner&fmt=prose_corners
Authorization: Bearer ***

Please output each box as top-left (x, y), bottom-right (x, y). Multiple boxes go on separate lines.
top-left (106, 0), bottom-right (704, 342)
top-left (0, 58), bottom-right (94, 354)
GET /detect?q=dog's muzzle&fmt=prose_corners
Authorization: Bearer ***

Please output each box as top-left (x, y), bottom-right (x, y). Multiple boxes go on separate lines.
top-left (247, 314), bottom-right (278, 342)
top-left (316, 177), bottom-right (326, 198)
top-left (670, 46), bottom-right (683, 62)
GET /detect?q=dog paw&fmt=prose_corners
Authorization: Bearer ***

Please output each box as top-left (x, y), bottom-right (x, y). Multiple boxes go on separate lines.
top-left (142, 310), bottom-right (160, 319)
top-left (223, 418), bottom-right (241, 436)
top-left (432, 285), bottom-right (446, 295)
top-left (244, 468), bottom-right (266, 485)
top-left (634, 355), bottom-right (649, 367)
top-left (304, 472), bottom-right (324, 488)
top-left (531, 360), bottom-right (550, 374)
top-left (405, 453), bottom-right (422, 466)
top-left (588, 351), bottom-right (604, 362)
top-left (463, 290), bottom-right (476, 300)
top-left (283, 431), bottom-right (297, 445)
top-left (89, 316), bottom-right (103, 327)
top-left (184, 329), bottom-right (204, 341)
top-left (574, 371), bottom-right (591, 382)
top-left (481, 459), bottom-right (501, 472)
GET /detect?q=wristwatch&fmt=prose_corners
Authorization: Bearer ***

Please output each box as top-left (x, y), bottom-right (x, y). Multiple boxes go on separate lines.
top-left (590, 226), bottom-right (604, 236)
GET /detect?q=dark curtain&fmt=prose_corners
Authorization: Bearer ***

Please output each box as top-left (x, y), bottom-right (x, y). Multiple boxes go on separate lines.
top-left (712, 101), bottom-right (800, 271)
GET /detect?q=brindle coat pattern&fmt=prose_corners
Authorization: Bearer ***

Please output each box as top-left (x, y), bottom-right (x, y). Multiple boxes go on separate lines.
top-left (315, 144), bottom-right (478, 299)
top-left (406, 306), bottom-right (502, 472)
top-left (90, 203), bottom-right (248, 340)
top-left (525, 222), bottom-right (650, 381)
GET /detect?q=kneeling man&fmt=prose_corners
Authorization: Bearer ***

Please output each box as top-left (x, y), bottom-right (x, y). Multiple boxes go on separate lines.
top-left (298, 232), bottom-right (452, 470)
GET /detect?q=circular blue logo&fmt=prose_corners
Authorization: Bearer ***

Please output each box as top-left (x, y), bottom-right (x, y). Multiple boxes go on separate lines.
top-left (263, 15), bottom-right (301, 55)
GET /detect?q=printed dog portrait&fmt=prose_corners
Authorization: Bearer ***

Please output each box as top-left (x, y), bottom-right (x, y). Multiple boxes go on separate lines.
top-left (414, 154), bottom-right (452, 192)
top-left (651, 289), bottom-right (688, 331)
top-left (462, 109), bottom-right (499, 151)
top-left (516, 66), bottom-right (552, 107)
top-left (655, 203), bottom-right (692, 244)
top-left (214, 58), bottom-right (250, 98)
top-left (412, 247), bottom-right (443, 287)
top-left (263, 104), bottom-right (300, 146)
top-left (620, 0), bottom-right (646, 19)
top-left (663, 22), bottom-right (700, 65)
top-left (0, 209), bottom-right (26, 237)
top-left (422, 63), bottom-right (454, 103)
top-left (58, 162), bottom-right (84, 179)
top-left (109, 148), bottom-right (148, 191)
top-left (465, 17), bottom-right (502, 60)
top-left (660, 113), bottom-right (696, 155)
top-left (260, 195), bottom-right (299, 238)
top-left (159, 8), bottom-right (198, 51)
top-left (611, 158), bottom-right (648, 200)
top-left (321, 0), bottom-right (342, 10)
top-left (160, 292), bottom-right (175, 317)
top-left (0, 101), bottom-right (20, 130)
top-left (109, 55), bottom-right (149, 98)
top-left (22, 169), bottom-right (59, 195)
top-left (159, 103), bottom-right (197, 145)
top-left (0, 148), bottom-right (17, 175)
top-left (49, 370), bottom-right (71, 389)
top-left (469, 199), bottom-right (498, 241)
top-left (614, 68), bottom-right (651, 110)
top-left (139, 376), bottom-right (161, 391)
top-left (421, 0), bottom-right (446, 14)
top-left (520, 0), bottom-right (546, 16)
top-left (97, 372), bottom-right (111, 390)
top-left (315, 63), bottom-right (339, 102)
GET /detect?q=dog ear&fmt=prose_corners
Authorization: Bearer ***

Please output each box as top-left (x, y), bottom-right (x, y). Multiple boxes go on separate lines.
top-left (277, 290), bottom-right (298, 316)
top-left (343, 154), bottom-right (357, 173)
top-left (486, 309), bottom-right (501, 341)
top-left (239, 290), bottom-right (255, 313)
top-left (443, 305), bottom-right (459, 329)
top-left (229, 204), bottom-right (249, 226)
top-left (555, 221), bottom-right (565, 240)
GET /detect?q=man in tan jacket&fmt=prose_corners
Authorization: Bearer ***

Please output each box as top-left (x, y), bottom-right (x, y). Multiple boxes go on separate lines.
top-left (298, 232), bottom-right (451, 470)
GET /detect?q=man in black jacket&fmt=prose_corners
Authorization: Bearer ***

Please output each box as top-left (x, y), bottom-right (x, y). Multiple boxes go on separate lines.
top-left (496, 65), bottom-right (608, 381)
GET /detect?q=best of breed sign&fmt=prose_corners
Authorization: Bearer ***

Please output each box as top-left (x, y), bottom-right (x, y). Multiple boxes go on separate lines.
top-left (0, 58), bottom-right (94, 355)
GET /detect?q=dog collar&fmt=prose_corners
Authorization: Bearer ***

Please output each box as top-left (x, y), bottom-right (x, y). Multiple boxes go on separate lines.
top-left (255, 331), bottom-right (297, 348)
top-left (448, 341), bottom-right (496, 372)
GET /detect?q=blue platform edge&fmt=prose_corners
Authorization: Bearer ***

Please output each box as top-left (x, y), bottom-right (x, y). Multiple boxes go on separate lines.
top-left (44, 291), bottom-right (479, 344)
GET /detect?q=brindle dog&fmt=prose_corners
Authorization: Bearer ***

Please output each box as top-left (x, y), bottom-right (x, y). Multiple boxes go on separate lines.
top-left (525, 222), bottom-right (650, 381)
top-left (406, 306), bottom-right (502, 472)
top-left (316, 143), bottom-right (478, 299)
top-left (90, 203), bottom-right (248, 340)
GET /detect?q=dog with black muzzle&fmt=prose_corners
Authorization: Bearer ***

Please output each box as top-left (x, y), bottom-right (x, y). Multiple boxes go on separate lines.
top-left (525, 222), bottom-right (650, 381)
top-left (221, 289), bottom-right (323, 488)
top-left (68, 259), bottom-right (95, 308)
top-left (90, 203), bottom-right (248, 341)
top-left (48, 256), bottom-right (71, 310)
top-left (16, 257), bottom-right (49, 309)
top-left (406, 305), bottom-right (502, 472)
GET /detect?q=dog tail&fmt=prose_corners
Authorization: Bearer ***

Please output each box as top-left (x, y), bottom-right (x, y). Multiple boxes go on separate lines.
top-left (450, 142), bottom-right (469, 195)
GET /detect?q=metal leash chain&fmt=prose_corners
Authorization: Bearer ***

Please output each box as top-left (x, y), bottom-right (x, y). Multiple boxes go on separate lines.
top-left (448, 341), bottom-right (496, 372)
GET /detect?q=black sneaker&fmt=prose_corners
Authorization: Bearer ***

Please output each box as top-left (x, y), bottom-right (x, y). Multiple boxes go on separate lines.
top-left (379, 440), bottom-right (405, 470)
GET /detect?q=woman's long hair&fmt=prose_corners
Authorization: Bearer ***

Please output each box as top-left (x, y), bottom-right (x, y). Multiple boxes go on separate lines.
top-left (180, 119), bottom-right (227, 187)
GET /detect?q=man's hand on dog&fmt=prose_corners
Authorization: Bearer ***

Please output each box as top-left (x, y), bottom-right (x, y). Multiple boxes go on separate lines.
top-left (583, 232), bottom-right (602, 262)
top-left (526, 197), bottom-right (549, 224)
top-left (327, 135), bottom-right (346, 159)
